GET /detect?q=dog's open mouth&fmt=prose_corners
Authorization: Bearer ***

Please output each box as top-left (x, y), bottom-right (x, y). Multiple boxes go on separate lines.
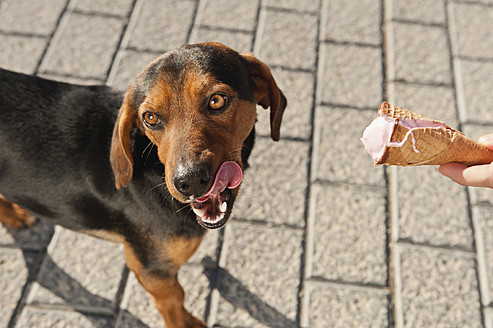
top-left (191, 161), bottom-right (242, 229)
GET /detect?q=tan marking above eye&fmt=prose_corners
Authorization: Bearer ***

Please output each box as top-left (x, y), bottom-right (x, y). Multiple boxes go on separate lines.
top-left (209, 94), bottom-right (229, 110)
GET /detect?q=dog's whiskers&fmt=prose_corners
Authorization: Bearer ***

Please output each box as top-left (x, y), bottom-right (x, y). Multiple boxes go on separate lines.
top-left (148, 181), bottom-right (166, 193)
top-left (174, 203), bottom-right (192, 215)
top-left (142, 142), bottom-right (155, 165)
top-left (141, 141), bottom-right (153, 158)
top-left (229, 148), bottom-right (244, 156)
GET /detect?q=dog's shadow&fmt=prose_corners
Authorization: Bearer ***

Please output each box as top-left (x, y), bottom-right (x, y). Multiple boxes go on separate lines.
top-left (3, 221), bottom-right (147, 328)
top-left (4, 223), bottom-right (295, 328)
top-left (202, 256), bottom-right (296, 328)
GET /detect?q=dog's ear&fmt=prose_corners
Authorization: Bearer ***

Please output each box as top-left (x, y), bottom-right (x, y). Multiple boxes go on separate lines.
top-left (110, 87), bottom-right (137, 189)
top-left (242, 53), bottom-right (287, 141)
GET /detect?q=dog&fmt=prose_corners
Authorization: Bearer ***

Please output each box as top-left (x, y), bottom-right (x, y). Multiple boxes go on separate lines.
top-left (0, 42), bottom-right (286, 327)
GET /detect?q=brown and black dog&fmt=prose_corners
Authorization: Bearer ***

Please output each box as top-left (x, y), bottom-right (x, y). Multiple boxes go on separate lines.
top-left (0, 42), bottom-right (286, 327)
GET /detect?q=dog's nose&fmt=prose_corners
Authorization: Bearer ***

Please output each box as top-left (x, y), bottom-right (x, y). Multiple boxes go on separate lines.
top-left (173, 163), bottom-right (211, 198)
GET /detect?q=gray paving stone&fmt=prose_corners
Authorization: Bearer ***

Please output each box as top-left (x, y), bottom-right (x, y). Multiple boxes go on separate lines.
top-left (471, 178), bottom-right (493, 207)
top-left (0, 0), bottom-right (66, 35)
top-left (189, 28), bottom-right (253, 53)
top-left (117, 273), bottom-right (163, 328)
top-left (313, 106), bottom-right (385, 187)
top-left (310, 184), bottom-right (388, 286)
top-left (197, 0), bottom-right (259, 32)
top-left (392, 82), bottom-right (458, 126)
top-left (107, 50), bottom-right (158, 91)
top-left (452, 2), bottom-right (493, 59)
top-left (15, 306), bottom-right (113, 328)
top-left (392, 22), bottom-right (451, 84)
top-left (264, 0), bottom-right (321, 13)
top-left (187, 229), bottom-right (220, 264)
top-left (127, 0), bottom-right (196, 52)
top-left (318, 43), bottom-right (382, 108)
top-left (38, 73), bottom-right (104, 86)
top-left (0, 220), bottom-right (54, 251)
top-left (322, 0), bottom-right (381, 45)
top-left (0, 35), bottom-right (47, 74)
top-left (40, 12), bottom-right (125, 80)
top-left (475, 207), bottom-right (493, 298)
top-left (234, 137), bottom-right (309, 227)
top-left (74, 0), bottom-right (134, 16)
top-left (487, 308), bottom-right (493, 328)
top-left (397, 166), bottom-right (473, 250)
top-left (27, 227), bottom-right (125, 313)
top-left (393, 0), bottom-right (445, 25)
top-left (459, 59), bottom-right (493, 123)
top-left (255, 68), bottom-right (314, 140)
top-left (178, 266), bottom-right (212, 321)
top-left (214, 222), bottom-right (302, 327)
top-left (256, 9), bottom-right (318, 70)
top-left (398, 244), bottom-right (482, 327)
top-left (0, 248), bottom-right (29, 328)
top-left (470, 184), bottom-right (493, 210)
top-left (307, 282), bottom-right (389, 328)
top-left (117, 266), bottom-right (210, 328)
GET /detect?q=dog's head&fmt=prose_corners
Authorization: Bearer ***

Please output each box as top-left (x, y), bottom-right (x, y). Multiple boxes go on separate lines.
top-left (110, 42), bottom-right (286, 229)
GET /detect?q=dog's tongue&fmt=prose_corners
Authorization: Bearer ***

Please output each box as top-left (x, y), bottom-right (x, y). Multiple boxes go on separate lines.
top-left (196, 161), bottom-right (242, 202)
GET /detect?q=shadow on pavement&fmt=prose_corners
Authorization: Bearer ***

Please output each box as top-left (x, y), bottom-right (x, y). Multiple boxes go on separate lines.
top-left (5, 222), bottom-right (148, 328)
top-left (202, 256), bottom-right (296, 328)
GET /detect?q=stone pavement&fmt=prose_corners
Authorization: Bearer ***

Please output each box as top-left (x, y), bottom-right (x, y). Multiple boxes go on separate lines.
top-left (0, 0), bottom-right (492, 327)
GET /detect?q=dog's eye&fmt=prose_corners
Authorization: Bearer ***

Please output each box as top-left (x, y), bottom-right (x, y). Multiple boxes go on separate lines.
top-left (208, 94), bottom-right (230, 111)
top-left (143, 112), bottom-right (160, 127)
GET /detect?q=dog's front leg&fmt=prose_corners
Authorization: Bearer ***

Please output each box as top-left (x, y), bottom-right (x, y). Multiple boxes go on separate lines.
top-left (124, 237), bottom-right (206, 328)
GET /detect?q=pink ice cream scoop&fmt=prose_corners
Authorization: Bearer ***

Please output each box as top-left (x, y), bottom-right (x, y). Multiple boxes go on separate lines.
top-left (361, 102), bottom-right (493, 167)
top-left (361, 113), bottom-right (446, 164)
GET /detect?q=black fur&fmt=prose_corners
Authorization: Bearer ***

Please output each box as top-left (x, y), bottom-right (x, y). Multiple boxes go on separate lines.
top-left (0, 41), bottom-right (266, 282)
top-left (131, 44), bottom-right (255, 110)
top-left (0, 42), bottom-right (290, 327)
top-left (0, 67), bottom-right (255, 270)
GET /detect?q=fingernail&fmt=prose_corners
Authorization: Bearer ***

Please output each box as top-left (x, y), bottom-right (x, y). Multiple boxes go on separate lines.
top-left (438, 164), bottom-right (451, 177)
top-left (478, 134), bottom-right (493, 145)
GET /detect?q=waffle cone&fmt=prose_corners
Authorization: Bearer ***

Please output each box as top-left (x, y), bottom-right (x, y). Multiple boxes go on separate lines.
top-left (373, 102), bottom-right (493, 166)
top-left (378, 101), bottom-right (432, 121)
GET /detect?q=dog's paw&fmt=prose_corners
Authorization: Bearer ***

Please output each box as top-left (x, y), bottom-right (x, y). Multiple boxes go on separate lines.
top-left (0, 205), bottom-right (36, 229)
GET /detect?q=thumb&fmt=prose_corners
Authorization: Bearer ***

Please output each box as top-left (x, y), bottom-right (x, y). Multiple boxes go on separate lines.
top-left (478, 133), bottom-right (493, 150)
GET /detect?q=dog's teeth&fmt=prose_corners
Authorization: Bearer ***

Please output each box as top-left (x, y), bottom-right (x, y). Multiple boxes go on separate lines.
top-left (197, 209), bottom-right (227, 225)
top-left (219, 202), bottom-right (227, 213)
top-left (193, 208), bottom-right (205, 218)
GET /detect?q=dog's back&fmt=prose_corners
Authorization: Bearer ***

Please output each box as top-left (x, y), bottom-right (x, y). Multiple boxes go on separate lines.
top-left (0, 69), bottom-right (122, 228)
top-left (0, 69), bottom-right (199, 234)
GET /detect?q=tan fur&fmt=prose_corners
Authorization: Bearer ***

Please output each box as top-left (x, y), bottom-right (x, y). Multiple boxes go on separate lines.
top-left (0, 194), bottom-right (36, 229)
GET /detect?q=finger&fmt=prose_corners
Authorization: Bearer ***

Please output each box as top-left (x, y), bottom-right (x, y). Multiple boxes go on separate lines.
top-left (439, 163), bottom-right (493, 188)
top-left (478, 133), bottom-right (493, 150)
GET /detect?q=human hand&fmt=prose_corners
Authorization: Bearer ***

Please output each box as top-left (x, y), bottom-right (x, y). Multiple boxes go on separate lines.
top-left (439, 134), bottom-right (493, 188)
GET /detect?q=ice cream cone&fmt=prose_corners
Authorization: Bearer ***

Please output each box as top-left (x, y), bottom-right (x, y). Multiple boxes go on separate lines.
top-left (362, 102), bottom-right (493, 166)
top-left (379, 102), bottom-right (439, 122)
